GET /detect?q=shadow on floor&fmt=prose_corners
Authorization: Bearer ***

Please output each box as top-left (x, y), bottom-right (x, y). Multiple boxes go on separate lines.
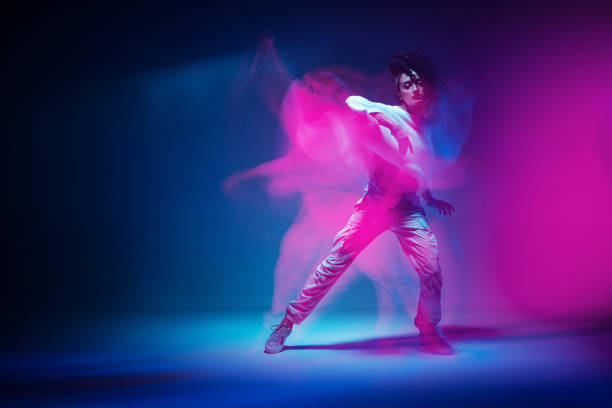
top-left (283, 320), bottom-right (612, 355)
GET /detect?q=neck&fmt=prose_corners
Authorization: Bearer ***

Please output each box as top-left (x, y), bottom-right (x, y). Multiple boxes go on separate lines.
top-left (401, 103), bottom-right (428, 126)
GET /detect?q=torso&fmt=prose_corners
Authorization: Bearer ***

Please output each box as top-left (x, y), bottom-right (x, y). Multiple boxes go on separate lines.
top-left (364, 105), bottom-right (431, 200)
top-left (344, 95), bottom-right (433, 210)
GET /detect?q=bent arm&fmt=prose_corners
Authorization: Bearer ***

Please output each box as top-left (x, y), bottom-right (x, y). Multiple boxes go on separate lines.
top-left (345, 95), bottom-right (410, 168)
top-left (421, 188), bottom-right (455, 215)
top-left (421, 189), bottom-right (435, 205)
top-left (358, 123), bottom-right (409, 169)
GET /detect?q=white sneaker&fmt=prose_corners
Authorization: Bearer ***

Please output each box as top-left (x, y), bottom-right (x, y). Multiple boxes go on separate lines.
top-left (264, 323), bottom-right (292, 354)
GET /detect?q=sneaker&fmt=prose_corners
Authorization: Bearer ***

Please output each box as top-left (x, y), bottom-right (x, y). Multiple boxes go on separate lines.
top-left (265, 322), bottom-right (292, 354)
top-left (418, 328), bottom-right (455, 355)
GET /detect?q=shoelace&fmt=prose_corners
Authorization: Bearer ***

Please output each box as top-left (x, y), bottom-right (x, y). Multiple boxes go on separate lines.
top-left (268, 324), bottom-right (290, 341)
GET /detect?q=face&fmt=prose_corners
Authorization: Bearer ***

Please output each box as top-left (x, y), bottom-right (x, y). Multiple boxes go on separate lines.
top-left (396, 70), bottom-right (433, 114)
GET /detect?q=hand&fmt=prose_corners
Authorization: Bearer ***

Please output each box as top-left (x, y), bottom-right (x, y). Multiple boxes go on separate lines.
top-left (370, 113), bottom-right (413, 154)
top-left (394, 132), bottom-right (413, 155)
top-left (426, 198), bottom-right (455, 216)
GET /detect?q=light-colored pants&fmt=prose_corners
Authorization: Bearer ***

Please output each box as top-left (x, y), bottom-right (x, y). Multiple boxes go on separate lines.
top-left (285, 192), bottom-right (442, 332)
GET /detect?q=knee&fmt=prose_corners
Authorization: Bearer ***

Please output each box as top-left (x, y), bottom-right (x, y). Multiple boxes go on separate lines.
top-left (419, 268), bottom-right (442, 295)
top-left (415, 235), bottom-right (442, 279)
top-left (418, 264), bottom-right (442, 282)
top-left (414, 229), bottom-right (440, 262)
top-left (322, 245), bottom-right (355, 271)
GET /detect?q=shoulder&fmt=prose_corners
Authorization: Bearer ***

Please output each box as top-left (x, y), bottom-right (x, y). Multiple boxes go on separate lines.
top-left (345, 95), bottom-right (394, 114)
top-left (390, 104), bottom-right (410, 117)
top-left (344, 95), bottom-right (372, 110)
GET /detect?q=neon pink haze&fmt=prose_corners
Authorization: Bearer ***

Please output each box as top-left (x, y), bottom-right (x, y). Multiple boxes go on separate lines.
top-left (225, 32), bottom-right (612, 323)
top-left (456, 33), bottom-right (612, 319)
top-left (225, 40), bottom-right (471, 324)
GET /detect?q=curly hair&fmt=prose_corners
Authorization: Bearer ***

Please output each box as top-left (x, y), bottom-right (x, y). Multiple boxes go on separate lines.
top-left (389, 49), bottom-right (439, 82)
top-left (388, 50), bottom-right (439, 99)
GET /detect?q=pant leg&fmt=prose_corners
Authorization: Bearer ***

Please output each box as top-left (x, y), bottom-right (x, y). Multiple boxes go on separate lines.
top-left (390, 210), bottom-right (442, 333)
top-left (285, 201), bottom-right (387, 325)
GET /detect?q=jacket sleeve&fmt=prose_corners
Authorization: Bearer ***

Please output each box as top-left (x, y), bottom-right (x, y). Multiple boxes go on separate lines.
top-left (344, 96), bottom-right (410, 169)
top-left (345, 95), bottom-right (388, 114)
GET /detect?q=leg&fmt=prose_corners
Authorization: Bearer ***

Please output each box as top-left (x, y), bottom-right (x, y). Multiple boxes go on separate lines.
top-left (265, 204), bottom-right (385, 353)
top-left (391, 211), bottom-right (442, 333)
top-left (391, 211), bottom-right (454, 354)
top-left (285, 204), bottom-right (387, 325)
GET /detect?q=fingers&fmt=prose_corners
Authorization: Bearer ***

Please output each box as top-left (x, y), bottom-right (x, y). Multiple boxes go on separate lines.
top-left (442, 205), bottom-right (450, 216)
top-left (447, 203), bottom-right (455, 216)
top-left (437, 204), bottom-right (447, 216)
top-left (437, 201), bottom-right (455, 216)
top-left (429, 199), bottom-right (455, 216)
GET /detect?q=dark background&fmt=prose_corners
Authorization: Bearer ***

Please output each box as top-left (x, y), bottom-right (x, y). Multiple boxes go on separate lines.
top-left (5, 1), bottom-right (612, 345)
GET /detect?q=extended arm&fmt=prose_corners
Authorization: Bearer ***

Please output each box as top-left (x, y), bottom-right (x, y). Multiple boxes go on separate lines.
top-left (221, 155), bottom-right (306, 193)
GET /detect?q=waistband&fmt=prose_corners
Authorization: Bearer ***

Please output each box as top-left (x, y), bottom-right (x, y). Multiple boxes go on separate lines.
top-left (359, 183), bottom-right (424, 213)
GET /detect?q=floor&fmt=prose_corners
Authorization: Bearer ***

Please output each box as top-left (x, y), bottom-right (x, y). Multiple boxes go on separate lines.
top-left (2, 311), bottom-right (611, 407)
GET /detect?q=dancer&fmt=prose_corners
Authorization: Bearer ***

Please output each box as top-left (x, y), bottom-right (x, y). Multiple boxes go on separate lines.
top-left (265, 50), bottom-right (457, 355)
top-left (226, 40), bottom-right (422, 329)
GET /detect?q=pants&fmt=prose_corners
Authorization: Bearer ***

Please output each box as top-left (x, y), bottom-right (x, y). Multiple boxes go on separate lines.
top-left (285, 192), bottom-right (442, 333)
